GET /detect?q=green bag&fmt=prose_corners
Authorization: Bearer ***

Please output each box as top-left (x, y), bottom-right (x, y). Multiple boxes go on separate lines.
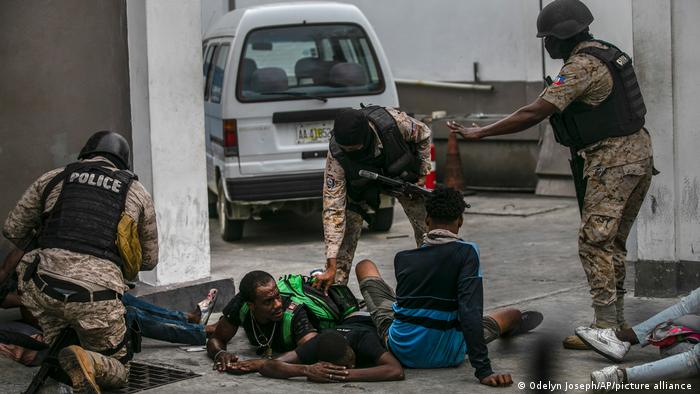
top-left (239, 274), bottom-right (360, 350)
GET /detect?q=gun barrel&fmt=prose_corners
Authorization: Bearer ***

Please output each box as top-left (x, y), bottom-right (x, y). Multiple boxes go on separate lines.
top-left (358, 170), bottom-right (378, 180)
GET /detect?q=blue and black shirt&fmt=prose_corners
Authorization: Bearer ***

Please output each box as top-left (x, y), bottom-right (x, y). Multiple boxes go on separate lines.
top-left (387, 237), bottom-right (493, 380)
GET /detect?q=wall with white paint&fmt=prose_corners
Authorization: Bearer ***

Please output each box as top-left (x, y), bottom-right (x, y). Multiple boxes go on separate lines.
top-left (128, 0), bottom-right (212, 286)
top-left (201, 0), bottom-right (229, 36)
top-left (230, 0), bottom-right (632, 83)
top-left (671, 0), bottom-right (700, 263)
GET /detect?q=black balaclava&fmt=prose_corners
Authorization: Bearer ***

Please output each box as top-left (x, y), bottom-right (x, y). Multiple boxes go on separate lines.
top-left (333, 109), bottom-right (375, 162)
top-left (545, 30), bottom-right (593, 60)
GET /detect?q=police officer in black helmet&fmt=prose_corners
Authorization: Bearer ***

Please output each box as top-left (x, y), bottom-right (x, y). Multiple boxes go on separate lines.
top-left (448, 0), bottom-right (654, 350)
top-left (3, 130), bottom-right (159, 391)
top-left (79, 130), bottom-right (132, 170)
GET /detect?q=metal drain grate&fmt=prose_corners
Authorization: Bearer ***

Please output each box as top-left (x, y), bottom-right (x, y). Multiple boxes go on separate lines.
top-left (107, 361), bottom-right (200, 394)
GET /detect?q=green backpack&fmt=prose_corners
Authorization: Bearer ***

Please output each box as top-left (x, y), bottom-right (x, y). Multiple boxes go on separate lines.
top-left (239, 274), bottom-right (360, 350)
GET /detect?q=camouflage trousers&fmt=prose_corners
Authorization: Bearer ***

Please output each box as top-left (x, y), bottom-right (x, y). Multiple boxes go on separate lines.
top-left (18, 266), bottom-right (129, 389)
top-left (334, 195), bottom-right (428, 285)
top-left (579, 158), bottom-right (653, 307)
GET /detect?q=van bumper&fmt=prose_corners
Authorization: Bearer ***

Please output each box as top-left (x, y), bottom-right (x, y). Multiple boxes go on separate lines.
top-left (225, 173), bottom-right (324, 202)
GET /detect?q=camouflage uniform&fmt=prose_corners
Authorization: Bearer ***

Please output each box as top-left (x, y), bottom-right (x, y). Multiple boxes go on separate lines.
top-left (324, 108), bottom-right (432, 284)
top-left (3, 156), bottom-right (159, 388)
top-left (541, 41), bottom-right (654, 313)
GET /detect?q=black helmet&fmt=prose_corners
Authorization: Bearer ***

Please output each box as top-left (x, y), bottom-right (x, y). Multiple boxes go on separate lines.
top-left (78, 130), bottom-right (131, 170)
top-left (536, 0), bottom-right (594, 39)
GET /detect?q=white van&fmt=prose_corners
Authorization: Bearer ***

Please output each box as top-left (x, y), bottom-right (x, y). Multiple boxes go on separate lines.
top-left (202, 2), bottom-right (399, 241)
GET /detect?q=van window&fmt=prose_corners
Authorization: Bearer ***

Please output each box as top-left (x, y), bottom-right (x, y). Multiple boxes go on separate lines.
top-left (203, 45), bottom-right (216, 98)
top-left (237, 24), bottom-right (385, 102)
top-left (210, 44), bottom-right (230, 104)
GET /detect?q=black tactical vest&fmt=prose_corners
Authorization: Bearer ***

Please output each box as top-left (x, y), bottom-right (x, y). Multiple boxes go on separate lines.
top-left (329, 106), bottom-right (420, 208)
top-left (38, 161), bottom-right (136, 267)
top-left (550, 40), bottom-right (646, 149)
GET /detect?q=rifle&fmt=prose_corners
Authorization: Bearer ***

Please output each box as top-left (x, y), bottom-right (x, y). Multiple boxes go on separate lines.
top-left (358, 170), bottom-right (432, 200)
top-left (24, 326), bottom-right (77, 394)
top-left (568, 147), bottom-right (587, 217)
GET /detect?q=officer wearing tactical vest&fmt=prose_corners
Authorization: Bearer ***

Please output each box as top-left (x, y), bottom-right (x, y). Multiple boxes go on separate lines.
top-left (447, 0), bottom-right (654, 350)
top-left (3, 131), bottom-right (159, 392)
top-left (314, 106), bottom-right (432, 290)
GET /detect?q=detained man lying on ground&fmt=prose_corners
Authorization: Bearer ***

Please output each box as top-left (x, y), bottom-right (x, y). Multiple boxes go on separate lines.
top-left (576, 286), bottom-right (700, 391)
top-left (0, 248), bottom-right (36, 324)
top-left (207, 271), bottom-right (318, 371)
top-left (0, 295), bottom-right (217, 368)
top-left (0, 247), bottom-right (218, 367)
top-left (122, 289), bottom-right (218, 346)
top-left (356, 187), bottom-right (543, 387)
top-left (226, 313), bottom-right (404, 382)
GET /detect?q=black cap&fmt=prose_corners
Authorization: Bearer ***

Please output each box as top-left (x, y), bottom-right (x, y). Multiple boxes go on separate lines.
top-left (78, 130), bottom-right (131, 170)
top-left (536, 0), bottom-right (594, 39)
top-left (333, 109), bottom-right (370, 146)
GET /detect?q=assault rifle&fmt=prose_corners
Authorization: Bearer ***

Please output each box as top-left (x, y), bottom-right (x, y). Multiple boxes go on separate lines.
top-left (358, 170), bottom-right (433, 200)
top-left (24, 326), bottom-right (77, 394)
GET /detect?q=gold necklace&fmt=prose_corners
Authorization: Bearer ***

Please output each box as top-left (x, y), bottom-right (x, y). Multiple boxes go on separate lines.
top-left (250, 310), bottom-right (276, 359)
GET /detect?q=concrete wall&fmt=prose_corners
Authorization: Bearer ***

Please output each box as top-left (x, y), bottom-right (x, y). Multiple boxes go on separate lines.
top-left (128, 0), bottom-right (211, 286)
top-left (201, 0), bottom-right (229, 36)
top-left (0, 0), bottom-right (131, 257)
top-left (632, 0), bottom-right (700, 296)
top-left (671, 0), bottom-right (700, 265)
top-left (233, 0), bottom-right (631, 83)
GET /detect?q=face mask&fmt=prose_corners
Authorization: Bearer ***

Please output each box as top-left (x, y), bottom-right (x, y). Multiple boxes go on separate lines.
top-left (344, 132), bottom-right (375, 162)
top-left (544, 36), bottom-right (565, 59)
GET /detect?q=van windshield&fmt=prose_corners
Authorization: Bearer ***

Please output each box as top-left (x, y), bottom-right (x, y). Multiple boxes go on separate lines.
top-left (237, 23), bottom-right (385, 102)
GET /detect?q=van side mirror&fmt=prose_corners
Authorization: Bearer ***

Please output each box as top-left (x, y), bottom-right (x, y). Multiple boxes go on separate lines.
top-left (252, 42), bottom-right (273, 51)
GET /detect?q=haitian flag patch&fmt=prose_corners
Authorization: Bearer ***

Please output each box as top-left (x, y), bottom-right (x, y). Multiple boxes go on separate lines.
top-left (553, 75), bottom-right (566, 86)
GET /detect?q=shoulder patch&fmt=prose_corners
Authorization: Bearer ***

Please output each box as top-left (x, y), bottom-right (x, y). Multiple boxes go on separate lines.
top-left (326, 176), bottom-right (336, 189)
top-left (553, 75), bottom-right (566, 86)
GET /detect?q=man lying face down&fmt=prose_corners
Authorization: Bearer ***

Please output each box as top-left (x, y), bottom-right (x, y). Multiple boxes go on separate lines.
top-left (228, 313), bottom-right (404, 383)
top-left (207, 271), bottom-right (318, 370)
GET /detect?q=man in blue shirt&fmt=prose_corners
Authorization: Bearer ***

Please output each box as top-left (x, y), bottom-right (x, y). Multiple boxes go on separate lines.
top-left (356, 187), bottom-right (542, 387)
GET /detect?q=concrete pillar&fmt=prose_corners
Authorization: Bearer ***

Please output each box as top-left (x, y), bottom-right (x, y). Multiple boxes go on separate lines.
top-left (631, 0), bottom-right (700, 296)
top-left (671, 0), bottom-right (700, 266)
top-left (127, 0), bottom-right (211, 286)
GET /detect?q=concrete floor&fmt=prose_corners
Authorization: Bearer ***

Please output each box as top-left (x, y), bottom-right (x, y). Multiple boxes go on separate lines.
top-left (1, 193), bottom-right (695, 393)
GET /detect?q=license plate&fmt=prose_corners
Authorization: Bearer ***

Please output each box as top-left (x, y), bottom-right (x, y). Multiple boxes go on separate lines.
top-left (296, 121), bottom-right (333, 144)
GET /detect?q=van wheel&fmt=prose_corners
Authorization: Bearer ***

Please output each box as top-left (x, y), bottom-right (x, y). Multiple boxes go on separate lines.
top-left (369, 207), bottom-right (394, 232)
top-left (217, 179), bottom-right (245, 241)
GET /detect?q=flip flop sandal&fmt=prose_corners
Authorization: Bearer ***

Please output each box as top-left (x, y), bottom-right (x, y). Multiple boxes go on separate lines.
top-left (198, 288), bottom-right (219, 325)
top-left (506, 311), bottom-right (544, 336)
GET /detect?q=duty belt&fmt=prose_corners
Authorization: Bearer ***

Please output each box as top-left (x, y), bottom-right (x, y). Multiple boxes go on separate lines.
top-left (32, 273), bottom-right (121, 303)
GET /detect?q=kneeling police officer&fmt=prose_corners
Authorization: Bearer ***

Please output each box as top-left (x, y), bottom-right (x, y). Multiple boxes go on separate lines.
top-left (3, 131), bottom-right (159, 392)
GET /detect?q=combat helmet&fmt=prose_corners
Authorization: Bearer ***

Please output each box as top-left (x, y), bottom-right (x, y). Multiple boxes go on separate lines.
top-left (78, 130), bottom-right (131, 170)
top-left (536, 0), bottom-right (594, 39)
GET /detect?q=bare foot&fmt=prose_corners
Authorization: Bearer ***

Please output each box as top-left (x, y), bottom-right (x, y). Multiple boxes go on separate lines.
top-left (205, 322), bottom-right (217, 336)
top-left (187, 307), bottom-right (202, 324)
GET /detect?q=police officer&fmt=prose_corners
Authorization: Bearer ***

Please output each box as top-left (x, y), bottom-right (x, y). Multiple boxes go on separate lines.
top-left (447, 0), bottom-right (654, 350)
top-left (3, 131), bottom-right (159, 392)
top-left (314, 107), bottom-right (432, 291)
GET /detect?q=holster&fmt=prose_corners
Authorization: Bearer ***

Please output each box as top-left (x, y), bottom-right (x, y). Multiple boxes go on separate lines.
top-left (22, 256), bottom-right (40, 282)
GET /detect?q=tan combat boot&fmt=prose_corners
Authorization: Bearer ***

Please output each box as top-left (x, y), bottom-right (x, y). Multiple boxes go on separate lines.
top-left (58, 345), bottom-right (100, 394)
top-left (90, 351), bottom-right (129, 389)
top-left (616, 296), bottom-right (631, 329)
top-left (563, 304), bottom-right (618, 350)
